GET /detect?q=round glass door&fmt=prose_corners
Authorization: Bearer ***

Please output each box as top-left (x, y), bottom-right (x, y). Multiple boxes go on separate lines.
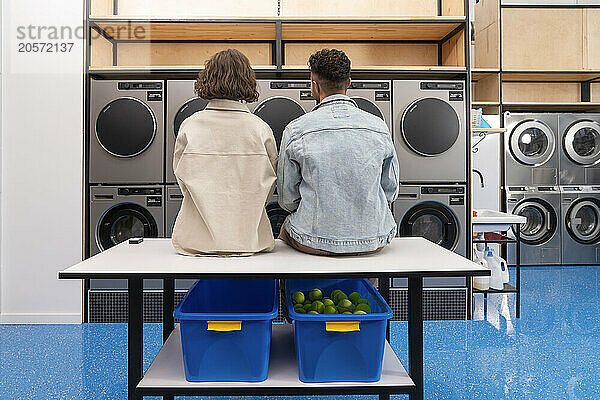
top-left (254, 97), bottom-right (305, 150)
top-left (352, 97), bottom-right (384, 121)
top-left (509, 120), bottom-right (555, 166)
top-left (96, 203), bottom-right (158, 251)
top-left (399, 201), bottom-right (459, 250)
top-left (563, 121), bottom-right (600, 166)
top-left (266, 201), bottom-right (289, 238)
top-left (512, 200), bottom-right (556, 245)
top-left (400, 98), bottom-right (460, 157)
top-left (566, 199), bottom-right (600, 244)
top-left (174, 98), bottom-right (209, 137)
top-left (96, 97), bottom-right (156, 158)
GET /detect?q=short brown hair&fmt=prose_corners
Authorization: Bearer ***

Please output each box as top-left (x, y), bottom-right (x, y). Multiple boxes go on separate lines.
top-left (308, 49), bottom-right (351, 92)
top-left (195, 49), bottom-right (259, 102)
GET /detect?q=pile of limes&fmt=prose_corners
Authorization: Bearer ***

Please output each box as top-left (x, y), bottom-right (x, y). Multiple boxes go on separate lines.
top-left (291, 288), bottom-right (372, 315)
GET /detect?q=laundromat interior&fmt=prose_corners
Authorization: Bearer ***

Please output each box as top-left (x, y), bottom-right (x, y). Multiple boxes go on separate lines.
top-left (1, 0), bottom-right (600, 399)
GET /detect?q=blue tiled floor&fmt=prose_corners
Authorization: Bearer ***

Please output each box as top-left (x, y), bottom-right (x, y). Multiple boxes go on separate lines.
top-left (1, 266), bottom-right (599, 399)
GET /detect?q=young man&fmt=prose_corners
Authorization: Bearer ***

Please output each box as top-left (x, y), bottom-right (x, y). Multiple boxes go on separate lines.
top-left (277, 49), bottom-right (399, 256)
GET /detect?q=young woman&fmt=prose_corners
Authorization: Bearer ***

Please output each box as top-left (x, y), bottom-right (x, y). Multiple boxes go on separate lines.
top-left (172, 49), bottom-right (277, 256)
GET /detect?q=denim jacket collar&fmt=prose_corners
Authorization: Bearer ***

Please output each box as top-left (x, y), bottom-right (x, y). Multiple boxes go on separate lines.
top-left (205, 99), bottom-right (250, 113)
top-left (314, 94), bottom-right (357, 110)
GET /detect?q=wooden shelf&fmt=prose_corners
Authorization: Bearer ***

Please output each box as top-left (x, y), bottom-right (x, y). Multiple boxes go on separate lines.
top-left (502, 70), bottom-right (600, 82)
top-left (471, 128), bottom-right (506, 134)
top-left (472, 102), bottom-right (500, 107)
top-left (502, 102), bottom-right (600, 112)
top-left (472, 69), bottom-right (500, 80)
top-left (90, 17), bottom-right (465, 42)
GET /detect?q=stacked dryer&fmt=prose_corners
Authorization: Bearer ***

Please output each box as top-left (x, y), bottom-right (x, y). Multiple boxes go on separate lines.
top-left (89, 80), bottom-right (166, 289)
top-left (392, 80), bottom-right (469, 287)
top-left (558, 114), bottom-right (600, 265)
top-left (504, 113), bottom-right (562, 265)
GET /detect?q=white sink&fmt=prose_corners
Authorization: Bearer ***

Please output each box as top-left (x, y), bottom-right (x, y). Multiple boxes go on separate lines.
top-left (472, 209), bottom-right (527, 233)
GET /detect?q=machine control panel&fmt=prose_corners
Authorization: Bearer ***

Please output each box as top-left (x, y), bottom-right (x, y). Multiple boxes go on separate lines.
top-left (147, 197), bottom-right (163, 207)
top-left (449, 195), bottom-right (465, 205)
top-left (270, 81), bottom-right (311, 89)
top-left (375, 91), bottom-right (390, 101)
top-left (421, 186), bottom-right (465, 195)
top-left (147, 91), bottom-right (162, 101)
top-left (350, 81), bottom-right (389, 90)
top-left (118, 188), bottom-right (162, 196)
top-left (538, 186), bottom-right (558, 192)
top-left (300, 91), bottom-right (315, 100)
top-left (118, 82), bottom-right (163, 90)
top-left (420, 82), bottom-right (463, 91)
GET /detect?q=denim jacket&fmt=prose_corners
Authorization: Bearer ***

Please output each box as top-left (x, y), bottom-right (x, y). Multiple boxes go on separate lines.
top-left (277, 94), bottom-right (399, 253)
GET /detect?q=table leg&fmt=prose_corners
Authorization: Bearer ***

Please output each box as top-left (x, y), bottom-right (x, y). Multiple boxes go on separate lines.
top-left (408, 276), bottom-right (424, 400)
top-left (128, 279), bottom-right (143, 400)
top-left (378, 276), bottom-right (391, 341)
top-left (466, 276), bottom-right (473, 320)
top-left (162, 279), bottom-right (175, 400)
top-left (516, 225), bottom-right (521, 318)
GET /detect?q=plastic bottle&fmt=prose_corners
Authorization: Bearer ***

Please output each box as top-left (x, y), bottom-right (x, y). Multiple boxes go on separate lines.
top-left (472, 255), bottom-right (490, 291)
top-left (484, 251), bottom-right (504, 290)
top-left (492, 253), bottom-right (509, 283)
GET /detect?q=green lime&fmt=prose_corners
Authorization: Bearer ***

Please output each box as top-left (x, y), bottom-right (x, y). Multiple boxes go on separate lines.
top-left (338, 298), bottom-right (353, 311)
top-left (334, 292), bottom-right (348, 304)
top-left (356, 303), bottom-right (371, 313)
top-left (292, 291), bottom-right (305, 305)
top-left (323, 297), bottom-right (330, 301)
top-left (303, 303), bottom-right (312, 312)
top-left (323, 299), bottom-right (334, 307)
top-left (304, 300), bottom-right (311, 306)
top-left (311, 300), bottom-right (325, 314)
top-left (307, 310), bottom-right (319, 314)
top-left (294, 304), bottom-right (306, 314)
top-left (357, 298), bottom-right (369, 305)
top-left (331, 289), bottom-right (342, 298)
top-left (309, 288), bottom-right (323, 301)
top-left (353, 310), bottom-right (367, 314)
top-left (324, 306), bottom-right (337, 314)
top-left (349, 292), bottom-right (362, 304)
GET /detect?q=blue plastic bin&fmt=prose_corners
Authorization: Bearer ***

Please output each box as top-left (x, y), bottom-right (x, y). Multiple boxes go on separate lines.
top-left (174, 279), bottom-right (279, 382)
top-left (286, 278), bottom-right (393, 383)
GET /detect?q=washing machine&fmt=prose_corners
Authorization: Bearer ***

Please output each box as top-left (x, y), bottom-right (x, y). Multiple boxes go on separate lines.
top-left (560, 186), bottom-right (600, 265)
top-left (558, 114), bottom-right (600, 185)
top-left (90, 80), bottom-right (164, 184)
top-left (346, 80), bottom-right (392, 130)
top-left (506, 186), bottom-right (561, 265)
top-left (89, 185), bottom-right (164, 289)
top-left (392, 80), bottom-right (467, 183)
top-left (504, 112), bottom-right (559, 187)
top-left (393, 184), bottom-right (467, 287)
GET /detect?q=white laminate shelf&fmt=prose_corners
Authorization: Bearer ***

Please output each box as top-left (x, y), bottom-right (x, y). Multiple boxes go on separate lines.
top-left (138, 324), bottom-right (414, 393)
top-left (59, 238), bottom-right (489, 279)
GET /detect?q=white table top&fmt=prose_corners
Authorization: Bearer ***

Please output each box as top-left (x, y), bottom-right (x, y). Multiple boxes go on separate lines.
top-left (138, 324), bottom-right (414, 393)
top-left (59, 238), bottom-right (488, 279)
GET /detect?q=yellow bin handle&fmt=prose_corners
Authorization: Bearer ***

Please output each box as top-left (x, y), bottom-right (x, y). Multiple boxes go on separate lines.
top-left (207, 321), bottom-right (242, 331)
top-left (326, 321), bottom-right (360, 332)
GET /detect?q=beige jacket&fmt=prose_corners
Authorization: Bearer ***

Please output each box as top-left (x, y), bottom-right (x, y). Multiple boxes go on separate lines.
top-left (172, 99), bottom-right (278, 256)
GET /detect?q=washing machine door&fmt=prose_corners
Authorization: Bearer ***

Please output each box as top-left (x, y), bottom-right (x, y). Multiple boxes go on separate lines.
top-left (566, 199), bottom-right (600, 244)
top-left (563, 120), bottom-right (600, 166)
top-left (509, 120), bottom-right (555, 166)
top-left (96, 97), bottom-right (156, 158)
top-left (266, 201), bottom-right (289, 237)
top-left (352, 97), bottom-right (384, 121)
top-left (96, 203), bottom-right (159, 251)
top-left (399, 201), bottom-right (459, 250)
top-left (400, 98), bottom-right (460, 157)
top-left (511, 199), bottom-right (556, 245)
top-left (173, 97), bottom-right (209, 137)
top-left (254, 97), bottom-right (305, 149)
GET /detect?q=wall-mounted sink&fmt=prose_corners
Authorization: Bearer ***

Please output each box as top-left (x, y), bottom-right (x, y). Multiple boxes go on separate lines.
top-left (473, 209), bottom-right (527, 233)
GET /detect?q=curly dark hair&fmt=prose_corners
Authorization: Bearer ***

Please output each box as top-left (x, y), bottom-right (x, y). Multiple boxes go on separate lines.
top-left (195, 49), bottom-right (259, 102)
top-left (308, 49), bottom-right (351, 92)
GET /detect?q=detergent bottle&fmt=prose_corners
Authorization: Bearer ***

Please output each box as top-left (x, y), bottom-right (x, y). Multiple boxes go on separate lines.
top-left (493, 253), bottom-right (509, 283)
top-left (484, 250), bottom-right (504, 290)
top-left (472, 253), bottom-right (490, 291)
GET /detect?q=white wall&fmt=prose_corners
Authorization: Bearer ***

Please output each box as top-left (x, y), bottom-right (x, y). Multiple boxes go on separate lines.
top-left (1, 0), bottom-right (83, 323)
